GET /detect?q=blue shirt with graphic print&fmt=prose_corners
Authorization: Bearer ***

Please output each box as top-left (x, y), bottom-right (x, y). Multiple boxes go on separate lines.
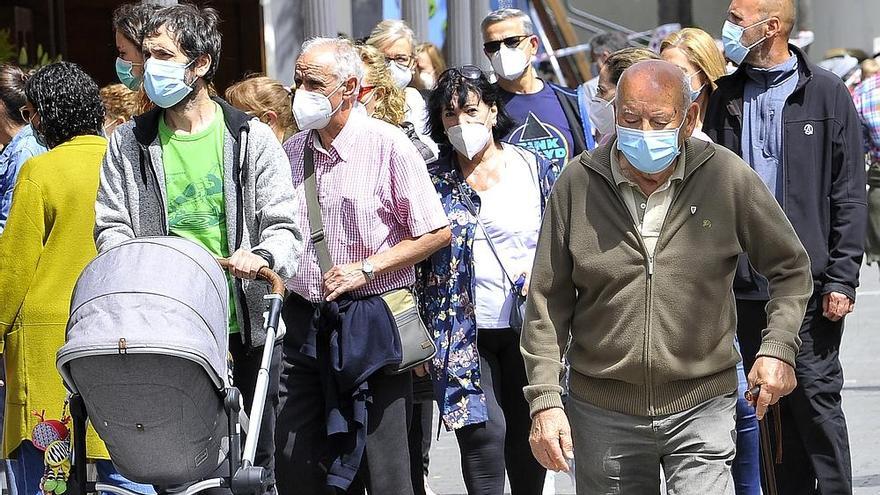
top-left (500, 81), bottom-right (575, 167)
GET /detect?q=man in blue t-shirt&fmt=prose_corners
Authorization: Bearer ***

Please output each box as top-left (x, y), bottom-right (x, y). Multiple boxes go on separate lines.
top-left (481, 8), bottom-right (594, 166)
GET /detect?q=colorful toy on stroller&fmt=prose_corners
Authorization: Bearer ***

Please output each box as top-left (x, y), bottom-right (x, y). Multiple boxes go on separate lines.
top-left (56, 237), bottom-right (284, 495)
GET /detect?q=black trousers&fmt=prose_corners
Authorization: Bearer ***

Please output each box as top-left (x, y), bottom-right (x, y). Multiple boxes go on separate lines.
top-left (453, 329), bottom-right (546, 495)
top-left (736, 296), bottom-right (852, 495)
top-left (229, 336), bottom-right (282, 482)
top-left (275, 321), bottom-right (415, 495)
top-left (409, 399), bottom-right (434, 495)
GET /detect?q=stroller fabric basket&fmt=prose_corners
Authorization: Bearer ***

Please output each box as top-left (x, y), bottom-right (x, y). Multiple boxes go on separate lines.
top-left (57, 237), bottom-right (232, 486)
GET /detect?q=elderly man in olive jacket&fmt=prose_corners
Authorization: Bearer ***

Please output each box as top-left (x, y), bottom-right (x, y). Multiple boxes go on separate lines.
top-left (522, 60), bottom-right (813, 494)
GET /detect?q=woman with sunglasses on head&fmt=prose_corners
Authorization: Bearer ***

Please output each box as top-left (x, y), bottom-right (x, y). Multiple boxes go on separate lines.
top-left (356, 43), bottom-right (436, 164)
top-left (366, 20), bottom-right (437, 157)
top-left (419, 66), bottom-right (560, 495)
top-left (0, 64), bottom-right (46, 234)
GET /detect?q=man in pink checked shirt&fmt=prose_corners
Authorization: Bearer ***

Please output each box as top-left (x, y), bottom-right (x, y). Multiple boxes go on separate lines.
top-left (275, 37), bottom-right (451, 495)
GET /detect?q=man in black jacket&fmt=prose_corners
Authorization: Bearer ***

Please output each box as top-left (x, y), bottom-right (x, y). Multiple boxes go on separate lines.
top-left (480, 8), bottom-right (594, 167)
top-left (704, 0), bottom-right (866, 493)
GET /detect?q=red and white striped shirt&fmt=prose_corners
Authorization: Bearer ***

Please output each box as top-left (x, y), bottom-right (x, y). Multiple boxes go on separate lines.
top-left (284, 110), bottom-right (448, 303)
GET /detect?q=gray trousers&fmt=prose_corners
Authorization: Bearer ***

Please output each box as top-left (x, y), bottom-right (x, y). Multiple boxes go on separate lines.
top-left (566, 393), bottom-right (737, 495)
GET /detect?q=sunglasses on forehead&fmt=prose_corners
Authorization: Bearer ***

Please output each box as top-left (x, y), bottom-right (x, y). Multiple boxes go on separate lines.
top-left (438, 65), bottom-right (484, 82)
top-left (483, 35), bottom-right (531, 54)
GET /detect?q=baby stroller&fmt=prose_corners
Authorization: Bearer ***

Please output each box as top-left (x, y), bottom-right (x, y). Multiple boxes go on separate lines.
top-left (56, 237), bottom-right (285, 495)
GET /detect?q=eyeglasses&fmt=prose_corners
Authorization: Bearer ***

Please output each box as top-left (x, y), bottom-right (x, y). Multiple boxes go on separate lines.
top-left (438, 65), bottom-right (484, 82)
top-left (483, 35), bottom-right (531, 54)
top-left (385, 54), bottom-right (414, 67)
top-left (19, 106), bottom-right (34, 123)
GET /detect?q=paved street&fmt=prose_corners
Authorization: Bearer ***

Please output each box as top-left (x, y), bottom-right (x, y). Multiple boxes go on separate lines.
top-left (426, 263), bottom-right (880, 495)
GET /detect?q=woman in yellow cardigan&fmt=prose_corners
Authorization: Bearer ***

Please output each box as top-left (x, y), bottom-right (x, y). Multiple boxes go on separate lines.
top-left (0, 62), bottom-right (153, 495)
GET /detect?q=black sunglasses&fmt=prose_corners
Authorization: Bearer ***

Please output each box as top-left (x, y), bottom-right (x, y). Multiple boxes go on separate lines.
top-left (483, 35), bottom-right (531, 54)
top-left (438, 65), bottom-right (484, 82)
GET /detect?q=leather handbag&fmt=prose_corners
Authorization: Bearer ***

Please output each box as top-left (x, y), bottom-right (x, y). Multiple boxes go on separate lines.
top-left (303, 143), bottom-right (436, 374)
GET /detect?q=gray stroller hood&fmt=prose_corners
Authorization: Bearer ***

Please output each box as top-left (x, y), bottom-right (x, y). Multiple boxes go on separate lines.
top-left (57, 237), bottom-right (233, 485)
top-left (58, 236), bottom-right (230, 391)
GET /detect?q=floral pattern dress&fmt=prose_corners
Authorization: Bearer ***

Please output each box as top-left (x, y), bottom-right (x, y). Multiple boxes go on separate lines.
top-left (417, 143), bottom-right (561, 430)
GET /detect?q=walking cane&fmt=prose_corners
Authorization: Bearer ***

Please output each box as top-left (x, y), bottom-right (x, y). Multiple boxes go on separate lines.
top-left (745, 386), bottom-right (783, 495)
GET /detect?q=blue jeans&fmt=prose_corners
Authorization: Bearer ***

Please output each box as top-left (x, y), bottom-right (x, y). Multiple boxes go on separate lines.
top-left (732, 343), bottom-right (761, 495)
top-left (9, 440), bottom-right (155, 495)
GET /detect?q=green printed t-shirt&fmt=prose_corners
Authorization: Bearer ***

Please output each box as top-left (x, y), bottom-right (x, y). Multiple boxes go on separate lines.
top-left (159, 104), bottom-right (240, 333)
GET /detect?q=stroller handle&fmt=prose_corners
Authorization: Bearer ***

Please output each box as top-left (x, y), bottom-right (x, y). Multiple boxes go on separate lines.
top-left (217, 258), bottom-right (285, 296)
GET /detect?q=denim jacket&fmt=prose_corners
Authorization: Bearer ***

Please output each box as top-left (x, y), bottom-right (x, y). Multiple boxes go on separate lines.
top-left (418, 143), bottom-right (561, 430)
top-left (0, 125), bottom-right (47, 233)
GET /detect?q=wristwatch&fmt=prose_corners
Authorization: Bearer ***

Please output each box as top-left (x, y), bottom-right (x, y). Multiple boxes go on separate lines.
top-left (361, 259), bottom-right (375, 282)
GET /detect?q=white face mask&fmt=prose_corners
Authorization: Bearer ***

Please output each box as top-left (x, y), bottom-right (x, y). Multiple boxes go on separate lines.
top-left (490, 43), bottom-right (530, 81)
top-left (588, 96), bottom-right (615, 136)
top-left (389, 61), bottom-right (413, 88)
top-left (291, 83), bottom-right (345, 131)
top-left (447, 114), bottom-right (492, 160)
top-left (419, 71), bottom-right (436, 90)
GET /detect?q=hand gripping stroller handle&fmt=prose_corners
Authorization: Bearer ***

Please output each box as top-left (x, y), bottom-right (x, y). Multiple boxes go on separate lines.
top-left (216, 258), bottom-right (285, 296)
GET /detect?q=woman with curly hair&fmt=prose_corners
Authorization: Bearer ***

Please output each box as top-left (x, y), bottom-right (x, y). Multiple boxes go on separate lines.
top-left (356, 43), bottom-right (436, 164)
top-left (366, 20), bottom-right (438, 157)
top-left (0, 61), bottom-right (154, 495)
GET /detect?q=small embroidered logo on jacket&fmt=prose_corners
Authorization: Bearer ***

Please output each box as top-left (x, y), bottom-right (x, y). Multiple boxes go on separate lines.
top-left (804, 123), bottom-right (814, 135)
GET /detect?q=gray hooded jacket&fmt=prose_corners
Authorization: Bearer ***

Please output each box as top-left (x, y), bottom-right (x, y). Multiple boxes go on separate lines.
top-left (95, 97), bottom-right (302, 348)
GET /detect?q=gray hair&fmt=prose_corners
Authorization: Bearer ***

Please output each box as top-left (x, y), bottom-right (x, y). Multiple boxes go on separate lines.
top-left (300, 37), bottom-right (365, 86)
top-left (589, 31), bottom-right (630, 58)
top-left (480, 8), bottom-right (534, 36)
top-left (366, 20), bottom-right (416, 52)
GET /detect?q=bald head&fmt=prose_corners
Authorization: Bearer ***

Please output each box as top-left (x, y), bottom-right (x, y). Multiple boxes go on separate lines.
top-left (617, 60), bottom-right (691, 115)
top-left (759, 0), bottom-right (795, 37)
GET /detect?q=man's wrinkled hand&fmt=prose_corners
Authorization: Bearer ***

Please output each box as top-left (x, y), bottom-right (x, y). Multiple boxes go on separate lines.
top-left (228, 249), bottom-right (269, 280)
top-left (822, 291), bottom-right (853, 322)
top-left (323, 262), bottom-right (369, 302)
top-left (529, 407), bottom-right (574, 472)
top-left (747, 356), bottom-right (797, 420)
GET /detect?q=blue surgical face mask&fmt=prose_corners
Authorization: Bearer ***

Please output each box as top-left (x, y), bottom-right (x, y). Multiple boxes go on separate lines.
top-left (143, 58), bottom-right (196, 109)
top-left (687, 71), bottom-right (706, 102)
top-left (616, 118), bottom-right (686, 175)
top-left (722, 18), bottom-right (771, 65)
top-left (115, 57), bottom-right (142, 91)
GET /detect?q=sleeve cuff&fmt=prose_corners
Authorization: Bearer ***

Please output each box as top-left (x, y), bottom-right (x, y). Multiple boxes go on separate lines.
top-left (252, 248), bottom-right (275, 269)
top-left (756, 341), bottom-right (797, 369)
top-left (529, 392), bottom-right (564, 418)
top-left (821, 281), bottom-right (856, 302)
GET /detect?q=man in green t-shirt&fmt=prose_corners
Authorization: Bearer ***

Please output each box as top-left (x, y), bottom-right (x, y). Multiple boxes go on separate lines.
top-left (94, 4), bottom-right (302, 488)
top-left (159, 103), bottom-right (240, 333)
